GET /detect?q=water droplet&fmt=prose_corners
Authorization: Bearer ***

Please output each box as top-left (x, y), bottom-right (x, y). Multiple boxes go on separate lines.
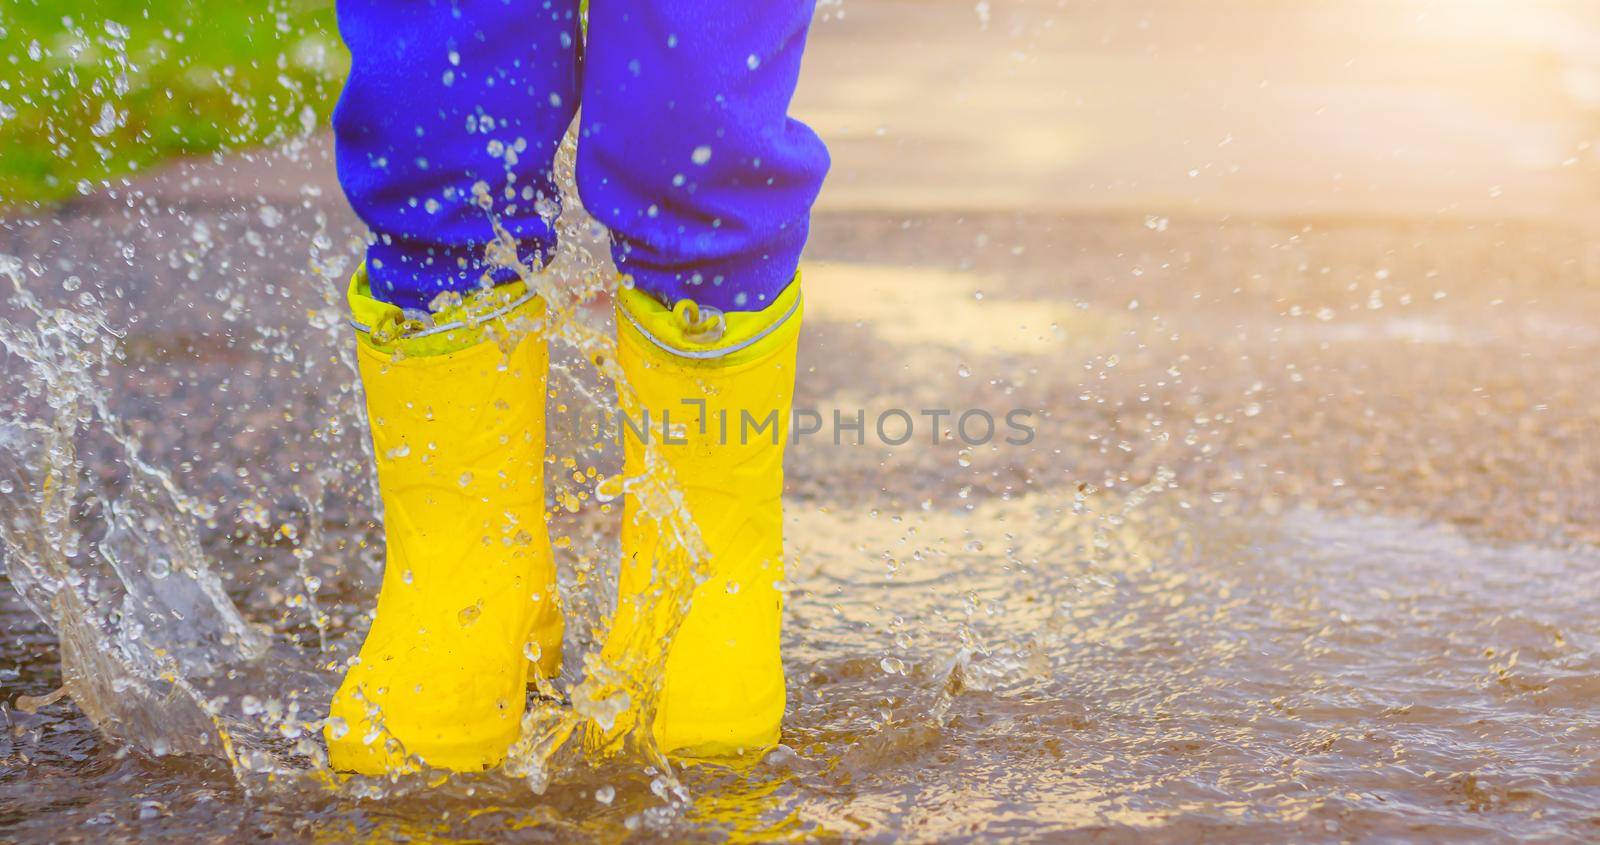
top-left (691, 145), bottom-right (712, 165)
top-left (149, 558), bottom-right (172, 579)
top-left (458, 471), bottom-right (474, 487)
top-left (385, 444), bottom-right (411, 459)
top-left (957, 364), bottom-right (971, 378)
top-left (725, 580), bottom-right (741, 595)
top-left (524, 641), bottom-right (543, 662)
top-left (957, 449), bottom-right (973, 467)
top-left (458, 600), bottom-right (483, 626)
top-left (880, 656), bottom-right (907, 675)
top-left (746, 54), bottom-right (761, 70)
top-left (325, 717), bottom-right (349, 740)
top-left (91, 102), bottom-right (118, 137)
top-left (596, 784), bottom-right (616, 805)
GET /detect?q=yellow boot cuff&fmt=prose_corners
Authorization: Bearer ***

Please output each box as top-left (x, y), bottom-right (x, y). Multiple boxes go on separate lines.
top-left (346, 263), bottom-right (547, 357)
top-left (615, 273), bottom-right (802, 368)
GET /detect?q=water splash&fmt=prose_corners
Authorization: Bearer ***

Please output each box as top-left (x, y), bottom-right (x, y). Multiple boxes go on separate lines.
top-left (477, 129), bottom-right (715, 799)
top-left (0, 253), bottom-right (265, 758)
top-left (0, 113), bottom-right (730, 812)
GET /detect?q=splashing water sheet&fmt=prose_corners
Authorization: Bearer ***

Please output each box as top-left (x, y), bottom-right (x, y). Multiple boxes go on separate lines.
top-left (5, 0), bottom-right (1600, 842)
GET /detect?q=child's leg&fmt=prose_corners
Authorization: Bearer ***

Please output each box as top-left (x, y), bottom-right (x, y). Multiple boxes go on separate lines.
top-left (575, 0), bottom-right (830, 311)
top-left (334, 0), bottom-right (582, 311)
top-left (324, 0), bottom-right (579, 775)
top-left (577, 0), bottom-right (827, 757)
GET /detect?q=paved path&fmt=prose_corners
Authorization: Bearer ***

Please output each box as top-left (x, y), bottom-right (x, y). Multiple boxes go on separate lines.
top-left (798, 0), bottom-right (1600, 220)
top-left (5, 2), bottom-right (1600, 840)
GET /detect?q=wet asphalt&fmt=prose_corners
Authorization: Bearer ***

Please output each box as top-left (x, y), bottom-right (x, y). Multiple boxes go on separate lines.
top-left (4, 0), bottom-right (1600, 839)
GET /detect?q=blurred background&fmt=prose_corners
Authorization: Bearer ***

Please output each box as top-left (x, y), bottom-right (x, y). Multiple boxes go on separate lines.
top-left (804, 0), bottom-right (1600, 220)
top-left (4, 0), bottom-right (1599, 218)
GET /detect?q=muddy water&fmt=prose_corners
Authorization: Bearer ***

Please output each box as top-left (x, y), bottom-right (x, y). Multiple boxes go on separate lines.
top-left (3, 150), bottom-right (1599, 842)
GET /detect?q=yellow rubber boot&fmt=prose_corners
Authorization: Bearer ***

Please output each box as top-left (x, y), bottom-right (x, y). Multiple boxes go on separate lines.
top-left (601, 279), bottom-right (802, 757)
top-left (324, 268), bottom-right (562, 775)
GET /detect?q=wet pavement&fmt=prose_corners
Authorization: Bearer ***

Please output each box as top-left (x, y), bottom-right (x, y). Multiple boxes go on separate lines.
top-left (5, 0), bottom-right (1600, 841)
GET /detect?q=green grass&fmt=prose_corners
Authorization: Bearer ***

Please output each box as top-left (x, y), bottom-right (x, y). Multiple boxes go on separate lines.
top-left (0, 0), bottom-right (346, 208)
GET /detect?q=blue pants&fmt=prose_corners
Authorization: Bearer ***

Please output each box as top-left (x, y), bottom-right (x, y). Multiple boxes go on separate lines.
top-left (334, 0), bottom-right (830, 313)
